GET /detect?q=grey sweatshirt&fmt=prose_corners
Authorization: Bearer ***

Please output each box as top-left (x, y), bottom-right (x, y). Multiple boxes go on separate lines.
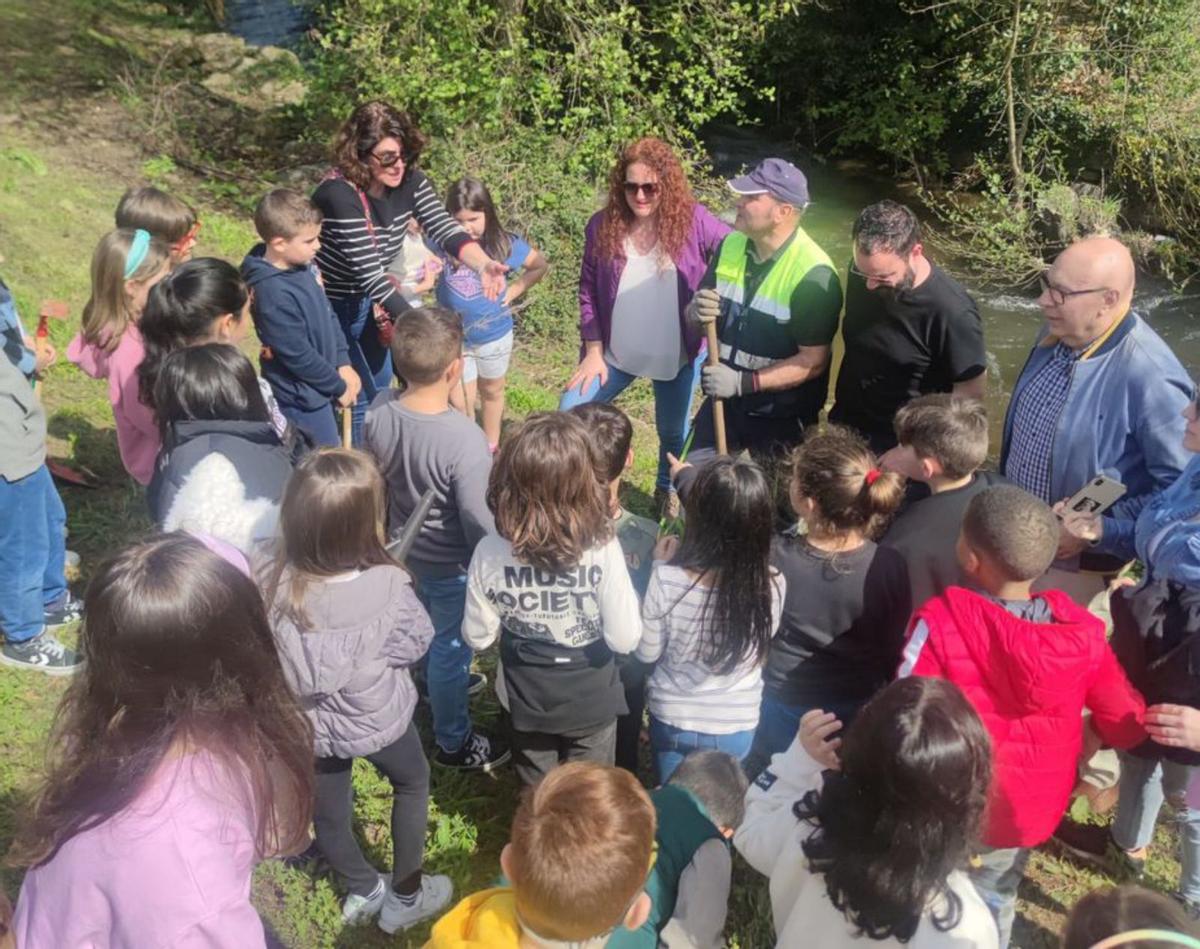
top-left (364, 391), bottom-right (495, 577)
top-left (269, 564), bottom-right (435, 759)
top-left (0, 353), bottom-right (46, 482)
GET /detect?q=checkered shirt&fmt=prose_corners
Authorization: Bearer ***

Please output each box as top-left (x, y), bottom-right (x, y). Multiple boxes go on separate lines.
top-left (1005, 342), bottom-right (1079, 502)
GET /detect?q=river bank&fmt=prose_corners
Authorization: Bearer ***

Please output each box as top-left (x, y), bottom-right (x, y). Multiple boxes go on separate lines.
top-left (0, 1), bottom-right (1193, 947)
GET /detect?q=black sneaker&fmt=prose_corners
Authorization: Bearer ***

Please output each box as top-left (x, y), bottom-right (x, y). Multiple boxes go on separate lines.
top-left (1, 631), bottom-right (83, 676)
top-left (434, 730), bottom-right (510, 772)
top-left (467, 672), bottom-right (487, 697)
top-left (44, 594), bottom-right (84, 629)
top-left (1052, 819), bottom-right (1145, 880)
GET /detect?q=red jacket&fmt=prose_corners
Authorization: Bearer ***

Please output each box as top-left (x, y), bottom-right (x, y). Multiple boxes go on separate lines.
top-left (899, 587), bottom-right (1147, 848)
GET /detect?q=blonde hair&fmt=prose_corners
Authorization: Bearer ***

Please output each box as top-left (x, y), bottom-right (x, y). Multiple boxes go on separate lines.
top-left (81, 229), bottom-right (170, 353)
top-left (115, 187), bottom-right (196, 245)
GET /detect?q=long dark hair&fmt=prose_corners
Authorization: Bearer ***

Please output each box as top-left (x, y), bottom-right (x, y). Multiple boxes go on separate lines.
top-left (154, 343), bottom-right (271, 440)
top-left (796, 677), bottom-right (992, 942)
top-left (669, 457), bottom-right (775, 675)
top-left (9, 534), bottom-right (315, 868)
top-left (138, 257), bottom-right (249, 407)
top-left (445, 177), bottom-right (512, 263)
top-left (264, 449), bottom-right (396, 629)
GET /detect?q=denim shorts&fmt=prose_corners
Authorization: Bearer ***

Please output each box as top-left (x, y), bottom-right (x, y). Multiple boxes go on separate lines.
top-left (462, 330), bottom-right (514, 383)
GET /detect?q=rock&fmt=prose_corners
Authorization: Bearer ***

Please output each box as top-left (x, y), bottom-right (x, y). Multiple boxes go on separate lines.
top-left (257, 45), bottom-right (300, 69)
top-left (259, 78), bottom-right (307, 107)
top-left (193, 32), bottom-right (248, 72)
top-left (201, 71), bottom-right (240, 98)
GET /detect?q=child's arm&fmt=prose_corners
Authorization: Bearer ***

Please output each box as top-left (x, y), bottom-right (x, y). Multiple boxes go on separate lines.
top-left (387, 577), bottom-right (436, 667)
top-left (257, 298), bottom-right (349, 402)
top-left (895, 616), bottom-right (948, 679)
top-left (734, 731), bottom-right (826, 877)
top-left (659, 839), bottom-right (731, 949)
top-left (462, 545), bottom-right (502, 651)
top-left (1084, 643), bottom-right (1148, 749)
top-left (599, 536), bottom-right (643, 654)
top-left (453, 439), bottom-right (497, 550)
top-left (634, 565), bottom-right (667, 664)
top-left (503, 244), bottom-right (549, 307)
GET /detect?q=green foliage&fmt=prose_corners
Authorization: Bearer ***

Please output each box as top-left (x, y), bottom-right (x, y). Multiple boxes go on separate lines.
top-left (141, 154), bottom-right (177, 182)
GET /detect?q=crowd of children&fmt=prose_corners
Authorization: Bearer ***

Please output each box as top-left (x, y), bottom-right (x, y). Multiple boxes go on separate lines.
top-left (2, 176), bottom-right (1200, 949)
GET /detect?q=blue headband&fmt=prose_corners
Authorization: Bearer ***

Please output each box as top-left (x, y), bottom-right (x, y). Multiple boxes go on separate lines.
top-left (124, 229), bottom-right (151, 279)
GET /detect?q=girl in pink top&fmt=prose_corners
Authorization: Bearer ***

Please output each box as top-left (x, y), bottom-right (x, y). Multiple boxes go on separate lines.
top-left (10, 533), bottom-right (315, 949)
top-left (67, 228), bottom-right (170, 484)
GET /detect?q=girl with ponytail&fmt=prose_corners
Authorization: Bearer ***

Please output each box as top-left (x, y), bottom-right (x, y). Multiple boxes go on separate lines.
top-left (137, 257), bottom-right (286, 435)
top-left (747, 424), bottom-right (913, 769)
top-left (67, 228), bottom-right (171, 484)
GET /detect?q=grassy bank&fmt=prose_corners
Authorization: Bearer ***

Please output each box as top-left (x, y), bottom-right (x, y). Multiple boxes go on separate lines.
top-left (0, 0), bottom-right (1191, 946)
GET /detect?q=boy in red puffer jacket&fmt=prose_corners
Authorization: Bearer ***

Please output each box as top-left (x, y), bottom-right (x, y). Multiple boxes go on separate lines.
top-left (898, 485), bottom-right (1146, 949)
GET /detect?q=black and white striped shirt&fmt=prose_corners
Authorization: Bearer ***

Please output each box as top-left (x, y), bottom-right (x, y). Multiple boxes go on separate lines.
top-left (312, 170), bottom-right (473, 318)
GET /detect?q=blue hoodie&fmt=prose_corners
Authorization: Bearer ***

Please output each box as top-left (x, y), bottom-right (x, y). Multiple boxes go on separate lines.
top-left (241, 245), bottom-right (350, 411)
top-left (1001, 312), bottom-right (1193, 571)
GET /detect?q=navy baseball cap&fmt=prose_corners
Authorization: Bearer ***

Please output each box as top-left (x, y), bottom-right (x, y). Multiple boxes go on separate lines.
top-left (727, 158), bottom-right (810, 207)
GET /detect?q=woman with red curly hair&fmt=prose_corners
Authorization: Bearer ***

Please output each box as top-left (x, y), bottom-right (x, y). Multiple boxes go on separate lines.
top-left (560, 137), bottom-right (729, 514)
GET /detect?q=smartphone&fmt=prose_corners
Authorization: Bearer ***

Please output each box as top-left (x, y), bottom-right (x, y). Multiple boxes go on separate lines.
top-left (1062, 475), bottom-right (1126, 518)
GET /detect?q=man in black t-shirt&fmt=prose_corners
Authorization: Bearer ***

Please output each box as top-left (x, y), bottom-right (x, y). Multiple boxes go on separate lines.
top-left (829, 201), bottom-right (987, 453)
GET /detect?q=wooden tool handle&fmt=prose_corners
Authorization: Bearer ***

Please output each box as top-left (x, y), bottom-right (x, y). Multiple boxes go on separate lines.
top-left (342, 407), bottom-right (353, 449)
top-left (704, 321), bottom-right (727, 455)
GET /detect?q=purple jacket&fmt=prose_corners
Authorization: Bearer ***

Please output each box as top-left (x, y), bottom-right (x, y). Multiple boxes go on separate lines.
top-left (578, 202), bottom-right (731, 360)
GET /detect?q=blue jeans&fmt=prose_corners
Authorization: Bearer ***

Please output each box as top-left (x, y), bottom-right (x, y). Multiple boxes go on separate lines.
top-left (0, 465), bottom-right (67, 643)
top-left (1112, 751), bottom-right (1200, 904)
top-left (330, 294), bottom-right (391, 446)
top-left (279, 401), bottom-right (340, 448)
top-left (558, 352), bottom-right (703, 491)
top-left (750, 694), bottom-right (865, 766)
top-left (414, 572), bottom-right (472, 754)
top-left (969, 846), bottom-right (1030, 949)
top-left (648, 715), bottom-right (755, 785)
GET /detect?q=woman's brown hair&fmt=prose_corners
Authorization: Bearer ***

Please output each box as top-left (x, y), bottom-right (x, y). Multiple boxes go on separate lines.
top-left (488, 412), bottom-right (612, 572)
top-left (597, 137), bottom-right (696, 263)
top-left (791, 425), bottom-right (905, 539)
top-left (332, 100), bottom-right (429, 191)
top-left (9, 534), bottom-right (314, 868)
top-left (264, 448), bottom-right (397, 629)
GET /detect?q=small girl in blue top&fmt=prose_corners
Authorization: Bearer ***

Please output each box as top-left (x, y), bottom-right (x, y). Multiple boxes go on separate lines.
top-left (438, 178), bottom-right (548, 451)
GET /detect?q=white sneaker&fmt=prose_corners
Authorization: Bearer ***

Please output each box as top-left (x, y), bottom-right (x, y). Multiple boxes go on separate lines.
top-left (378, 873), bottom-right (453, 934)
top-left (341, 874), bottom-right (387, 925)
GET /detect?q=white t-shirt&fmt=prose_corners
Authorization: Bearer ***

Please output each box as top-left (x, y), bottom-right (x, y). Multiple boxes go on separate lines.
top-left (606, 240), bottom-right (684, 381)
top-left (637, 564), bottom-right (785, 734)
top-left (735, 737), bottom-right (999, 949)
top-left (463, 533), bottom-right (642, 653)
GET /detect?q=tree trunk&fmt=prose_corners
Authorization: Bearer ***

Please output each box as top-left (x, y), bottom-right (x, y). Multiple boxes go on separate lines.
top-left (1004, 0), bottom-right (1024, 208)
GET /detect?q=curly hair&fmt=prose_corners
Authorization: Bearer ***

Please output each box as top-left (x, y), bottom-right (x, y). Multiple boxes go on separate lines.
top-left (487, 412), bottom-right (612, 572)
top-left (332, 100), bottom-right (429, 191)
top-left (796, 677), bottom-right (992, 942)
top-left (596, 137), bottom-right (695, 263)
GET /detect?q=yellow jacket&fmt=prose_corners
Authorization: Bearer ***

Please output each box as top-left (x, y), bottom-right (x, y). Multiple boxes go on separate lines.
top-left (424, 887), bottom-right (522, 948)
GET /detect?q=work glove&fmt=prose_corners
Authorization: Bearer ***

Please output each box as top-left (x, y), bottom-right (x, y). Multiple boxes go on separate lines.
top-left (689, 288), bottom-right (722, 326)
top-left (701, 363), bottom-right (750, 399)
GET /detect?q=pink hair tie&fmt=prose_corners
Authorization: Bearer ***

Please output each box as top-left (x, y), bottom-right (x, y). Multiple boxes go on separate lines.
top-left (865, 468), bottom-right (882, 486)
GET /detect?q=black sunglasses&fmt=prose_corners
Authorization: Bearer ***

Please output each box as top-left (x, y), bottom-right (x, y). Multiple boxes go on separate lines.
top-left (368, 149), bottom-right (405, 169)
top-left (624, 181), bottom-right (660, 197)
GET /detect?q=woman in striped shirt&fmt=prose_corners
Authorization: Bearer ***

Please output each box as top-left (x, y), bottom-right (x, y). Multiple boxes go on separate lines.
top-left (312, 101), bottom-right (507, 443)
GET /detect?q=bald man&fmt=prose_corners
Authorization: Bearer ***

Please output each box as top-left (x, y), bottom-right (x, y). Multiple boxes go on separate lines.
top-left (1001, 236), bottom-right (1193, 603)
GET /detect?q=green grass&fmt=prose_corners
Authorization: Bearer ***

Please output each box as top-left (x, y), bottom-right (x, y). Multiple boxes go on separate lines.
top-left (0, 0), bottom-right (1191, 945)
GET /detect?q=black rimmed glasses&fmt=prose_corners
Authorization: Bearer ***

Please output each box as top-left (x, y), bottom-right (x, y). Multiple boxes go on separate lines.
top-left (1038, 272), bottom-right (1109, 307)
top-left (624, 181), bottom-right (660, 197)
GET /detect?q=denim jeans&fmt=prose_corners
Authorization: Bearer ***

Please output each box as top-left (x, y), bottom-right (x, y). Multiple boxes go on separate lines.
top-left (749, 694), bottom-right (865, 768)
top-left (330, 294), bottom-right (392, 446)
top-left (969, 846), bottom-right (1030, 949)
top-left (648, 715), bottom-right (755, 785)
top-left (0, 465), bottom-right (67, 643)
top-left (413, 571), bottom-right (472, 754)
top-left (558, 352), bottom-right (703, 491)
top-left (1111, 751), bottom-right (1200, 903)
top-left (279, 401), bottom-right (340, 448)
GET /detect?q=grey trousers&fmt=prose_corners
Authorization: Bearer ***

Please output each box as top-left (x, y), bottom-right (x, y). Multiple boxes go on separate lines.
top-left (313, 721), bottom-right (429, 898)
top-left (512, 721), bottom-right (617, 786)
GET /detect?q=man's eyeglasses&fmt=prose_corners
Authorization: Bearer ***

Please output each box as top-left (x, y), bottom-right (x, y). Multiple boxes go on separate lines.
top-left (849, 264), bottom-right (904, 288)
top-left (624, 181), bottom-right (660, 197)
top-left (172, 221), bottom-right (201, 255)
top-left (1038, 272), bottom-right (1109, 307)
top-left (369, 149), bottom-right (405, 169)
